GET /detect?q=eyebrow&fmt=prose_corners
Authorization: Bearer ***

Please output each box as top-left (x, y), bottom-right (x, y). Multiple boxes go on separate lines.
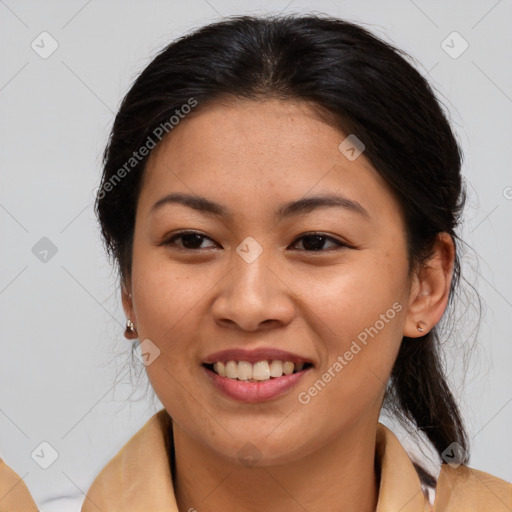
top-left (150, 192), bottom-right (370, 220)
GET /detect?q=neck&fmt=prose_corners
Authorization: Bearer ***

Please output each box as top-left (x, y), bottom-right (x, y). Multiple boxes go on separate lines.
top-left (172, 419), bottom-right (380, 512)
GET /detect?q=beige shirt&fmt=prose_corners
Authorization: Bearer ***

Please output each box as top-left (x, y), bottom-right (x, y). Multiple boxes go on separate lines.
top-left (0, 458), bottom-right (38, 512)
top-left (78, 409), bottom-right (512, 511)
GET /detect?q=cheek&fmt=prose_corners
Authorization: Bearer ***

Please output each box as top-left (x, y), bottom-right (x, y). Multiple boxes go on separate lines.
top-left (294, 250), bottom-right (408, 336)
top-left (131, 247), bottom-right (207, 337)
top-left (291, 253), bottom-right (408, 400)
top-left (130, 254), bottom-right (206, 417)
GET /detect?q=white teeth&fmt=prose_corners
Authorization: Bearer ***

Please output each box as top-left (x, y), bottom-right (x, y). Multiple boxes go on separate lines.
top-left (252, 361), bottom-right (270, 380)
top-left (225, 360), bottom-right (238, 379)
top-left (283, 361), bottom-right (294, 375)
top-left (210, 360), bottom-right (308, 380)
top-left (213, 361), bottom-right (226, 377)
top-left (269, 360), bottom-right (283, 377)
top-left (237, 361), bottom-right (252, 380)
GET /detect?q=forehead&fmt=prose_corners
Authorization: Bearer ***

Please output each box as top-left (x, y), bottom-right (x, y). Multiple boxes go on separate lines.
top-left (137, 98), bottom-right (402, 225)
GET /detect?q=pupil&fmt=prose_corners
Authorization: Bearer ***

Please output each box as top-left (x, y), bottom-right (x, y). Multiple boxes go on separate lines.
top-left (303, 235), bottom-right (324, 251)
top-left (182, 233), bottom-right (203, 249)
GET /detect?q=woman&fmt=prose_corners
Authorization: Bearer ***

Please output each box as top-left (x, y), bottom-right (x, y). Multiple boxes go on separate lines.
top-left (81, 14), bottom-right (511, 512)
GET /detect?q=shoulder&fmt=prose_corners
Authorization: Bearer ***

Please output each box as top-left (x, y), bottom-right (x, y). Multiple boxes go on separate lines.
top-left (81, 410), bottom-right (176, 512)
top-left (433, 463), bottom-right (512, 511)
top-left (0, 457), bottom-right (39, 512)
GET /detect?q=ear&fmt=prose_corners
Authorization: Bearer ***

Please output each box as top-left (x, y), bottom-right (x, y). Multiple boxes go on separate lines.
top-left (403, 232), bottom-right (455, 338)
top-left (121, 279), bottom-right (137, 339)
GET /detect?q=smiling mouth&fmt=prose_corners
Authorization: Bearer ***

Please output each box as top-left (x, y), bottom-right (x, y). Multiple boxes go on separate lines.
top-left (202, 360), bottom-right (314, 382)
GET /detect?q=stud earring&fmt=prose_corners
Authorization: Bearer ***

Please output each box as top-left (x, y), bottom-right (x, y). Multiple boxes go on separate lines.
top-left (417, 320), bottom-right (428, 333)
top-left (125, 319), bottom-right (138, 339)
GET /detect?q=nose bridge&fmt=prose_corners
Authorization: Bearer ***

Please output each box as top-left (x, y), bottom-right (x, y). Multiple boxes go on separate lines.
top-left (233, 238), bottom-right (274, 297)
top-left (211, 236), bottom-right (294, 330)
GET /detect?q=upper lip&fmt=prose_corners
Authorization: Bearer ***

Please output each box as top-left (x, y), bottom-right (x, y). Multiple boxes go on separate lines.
top-left (203, 347), bottom-right (315, 366)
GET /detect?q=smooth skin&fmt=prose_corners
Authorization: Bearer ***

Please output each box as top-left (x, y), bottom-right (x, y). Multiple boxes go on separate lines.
top-left (122, 98), bottom-right (455, 512)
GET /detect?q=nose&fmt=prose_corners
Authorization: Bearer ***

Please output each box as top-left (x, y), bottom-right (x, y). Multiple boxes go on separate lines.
top-left (210, 246), bottom-right (295, 332)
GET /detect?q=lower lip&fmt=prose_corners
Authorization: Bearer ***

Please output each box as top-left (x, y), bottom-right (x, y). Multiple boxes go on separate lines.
top-left (202, 365), bottom-right (312, 403)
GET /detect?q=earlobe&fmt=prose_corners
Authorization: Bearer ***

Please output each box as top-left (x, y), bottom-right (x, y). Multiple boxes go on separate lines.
top-left (403, 232), bottom-right (455, 338)
top-left (415, 320), bottom-right (428, 333)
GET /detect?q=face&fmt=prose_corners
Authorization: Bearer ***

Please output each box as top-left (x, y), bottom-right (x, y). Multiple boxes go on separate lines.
top-left (125, 98), bottom-right (414, 465)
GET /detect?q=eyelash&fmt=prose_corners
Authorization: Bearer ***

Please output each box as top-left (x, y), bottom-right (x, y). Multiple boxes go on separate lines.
top-left (160, 230), bottom-right (350, 252)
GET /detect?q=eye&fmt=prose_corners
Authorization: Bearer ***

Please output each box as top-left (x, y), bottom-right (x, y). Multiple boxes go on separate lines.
top-left (161, 231), bottom-right (217, 250)
top-left (290, 233), bottom-right (349, 252)
top-left (160, 231), bottom-right (349, 252)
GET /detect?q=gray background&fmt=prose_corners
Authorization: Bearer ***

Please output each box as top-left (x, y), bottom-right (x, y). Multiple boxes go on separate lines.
top-left (1, 1), bottom-right (511, 510)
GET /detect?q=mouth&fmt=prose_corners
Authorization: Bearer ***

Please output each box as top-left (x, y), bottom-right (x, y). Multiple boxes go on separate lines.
top-left (201, 347), bottom-right (315, 402)
top-left (202, 360), bottom-right (314, 382)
